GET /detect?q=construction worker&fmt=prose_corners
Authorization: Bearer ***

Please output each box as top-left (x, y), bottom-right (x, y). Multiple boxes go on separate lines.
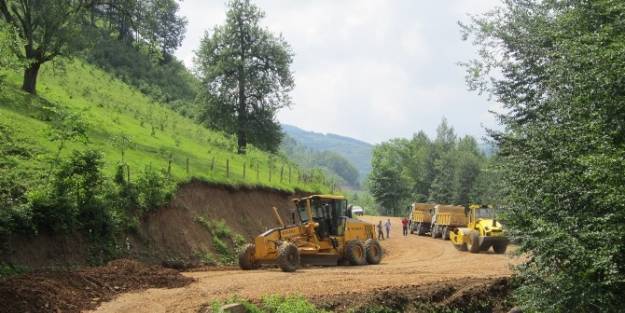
top-left (377, 220), bottom-right (385, 240)
top-left (401, 217), bottom-right (409, 236)
top-left (385, 219), bottom-right (391, 238)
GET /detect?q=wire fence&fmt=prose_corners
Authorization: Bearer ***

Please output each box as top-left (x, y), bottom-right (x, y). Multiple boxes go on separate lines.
top-left (122, 152), bottom-right (337, 193)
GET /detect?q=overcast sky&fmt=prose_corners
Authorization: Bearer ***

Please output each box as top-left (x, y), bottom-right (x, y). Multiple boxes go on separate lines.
top-left (174, 0), bottom-right (501, 144)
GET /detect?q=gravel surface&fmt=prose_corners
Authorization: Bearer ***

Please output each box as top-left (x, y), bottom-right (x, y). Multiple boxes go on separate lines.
top-left (88, 216), bottom-right (517, 313)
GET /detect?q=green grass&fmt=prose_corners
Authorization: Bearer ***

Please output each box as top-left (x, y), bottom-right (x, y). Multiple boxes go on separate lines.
top-left (0, 59), bottom-right (330, 193)
top-left (209, 295), bottom-right (329, 313)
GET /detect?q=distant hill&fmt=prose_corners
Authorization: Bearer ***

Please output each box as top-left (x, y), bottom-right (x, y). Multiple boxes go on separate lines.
top-left (282, 124), bottom-right (373, 180)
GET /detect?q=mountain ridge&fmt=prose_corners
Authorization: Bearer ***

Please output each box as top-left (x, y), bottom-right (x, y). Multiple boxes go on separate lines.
top-left (281, 124), bottom-right (373, 181)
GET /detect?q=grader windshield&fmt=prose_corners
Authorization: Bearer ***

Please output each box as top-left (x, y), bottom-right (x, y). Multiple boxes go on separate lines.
top-left (295, 196), bottom-right (350, 237)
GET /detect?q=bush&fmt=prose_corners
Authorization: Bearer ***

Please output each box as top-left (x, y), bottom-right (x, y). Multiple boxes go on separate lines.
top-left (136, 165), bottom-right (174, 212)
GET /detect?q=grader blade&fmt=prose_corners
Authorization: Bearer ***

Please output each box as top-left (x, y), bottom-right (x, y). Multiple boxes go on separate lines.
top-left (300, 254), bottom-right (340, 266)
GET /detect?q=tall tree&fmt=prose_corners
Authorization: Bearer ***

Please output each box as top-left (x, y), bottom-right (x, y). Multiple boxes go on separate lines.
top-left (463, 0), bottom-right (625, 311)
top-left (0, 0), bottom-right (90, 94)
top-left (195, 0), bottom-right (294, 154)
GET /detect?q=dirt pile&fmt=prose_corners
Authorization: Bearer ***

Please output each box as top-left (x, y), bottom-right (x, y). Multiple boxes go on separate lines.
top-left (314, 277), bottom-right (514, 313)
top-left (0, 259), bottom-right (194, 313)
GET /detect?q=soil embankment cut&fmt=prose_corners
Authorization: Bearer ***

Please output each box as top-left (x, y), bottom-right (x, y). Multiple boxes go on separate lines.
top-left (2, 181), bottom-right (302, 268)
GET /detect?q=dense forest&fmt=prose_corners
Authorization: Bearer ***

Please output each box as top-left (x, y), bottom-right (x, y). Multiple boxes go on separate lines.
top-left (367, 119), bottom-right (498, 216)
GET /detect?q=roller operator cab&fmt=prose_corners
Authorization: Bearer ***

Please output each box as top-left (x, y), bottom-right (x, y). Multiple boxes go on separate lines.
top-left (238, 195), bottom-right (383, 272)
top-left (449, 205), bottom-right (509, 254)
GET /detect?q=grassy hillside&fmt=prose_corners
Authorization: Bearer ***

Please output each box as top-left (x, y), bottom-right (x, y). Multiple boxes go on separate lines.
top-left (282, 124), bottom-right (373, 179)
top-left (0, 59), bottom-right (329, 193)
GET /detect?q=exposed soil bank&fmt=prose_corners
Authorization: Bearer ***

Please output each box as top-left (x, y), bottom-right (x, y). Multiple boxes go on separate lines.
top-left (0, 259), bottom-right (193, 313)
top-left (127, 180), bottom-right (301, 264)
top-left (1, 181), bottom-right (301, 268)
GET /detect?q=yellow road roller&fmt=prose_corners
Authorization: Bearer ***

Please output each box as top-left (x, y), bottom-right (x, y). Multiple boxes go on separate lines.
top-left (449, 204), bottom-right (508, 254)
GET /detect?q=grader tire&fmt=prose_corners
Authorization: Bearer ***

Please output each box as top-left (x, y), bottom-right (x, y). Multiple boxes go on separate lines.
top-left (364, 239), bottom-right (382, 265)
top-left (277, 242), bottom-right (300, 272)
top-left (467, 231), bottom-right (481, 253)
top-left (493, 241), bottom-right (508, 254)
top-left (238, 244), bottom-right (260, 270)
top-left (345, 240), bottom-right (367, 266)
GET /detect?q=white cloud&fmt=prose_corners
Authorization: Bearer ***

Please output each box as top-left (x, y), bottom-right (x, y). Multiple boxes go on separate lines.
top-left (175, 0), bottom-right (502, 144)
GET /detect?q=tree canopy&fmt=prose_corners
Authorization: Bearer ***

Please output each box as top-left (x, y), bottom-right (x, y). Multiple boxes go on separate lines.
top-left (368, 119), bottom-right (491, 216)
top-left (463, 0), bottom-right (625, 311)
top-left (194, 0), bottom-right (294, 154)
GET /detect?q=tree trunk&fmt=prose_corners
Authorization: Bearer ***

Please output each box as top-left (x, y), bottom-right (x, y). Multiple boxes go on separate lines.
top-left (22, 62), bottom-right (41, 95)
top-left (237, 102), bottom-right (247, 154)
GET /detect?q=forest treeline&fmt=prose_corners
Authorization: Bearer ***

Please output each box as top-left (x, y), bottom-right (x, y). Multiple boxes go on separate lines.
top-left (368, 119), bottom-right (498, 216)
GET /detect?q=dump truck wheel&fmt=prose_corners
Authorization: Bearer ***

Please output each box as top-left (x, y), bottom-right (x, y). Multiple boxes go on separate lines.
top-left (467, 231), bottom-right (480, 253)
top-left (277, 242), bottom-right (300, 272)
top-left (493, 241), bottom-right (508, 254)
top-left (238, 244), bottom-right (260, 270)
top-left (364, 239), bottom-right (382, 265)
top-left (431, 225), bottom-right (438, 238)
top-left (416, 223), bottom-right (422, 235)
top-left (345, 240), bottom-right (367, 266)
top-left (442, 227), bottom-right (450, 240)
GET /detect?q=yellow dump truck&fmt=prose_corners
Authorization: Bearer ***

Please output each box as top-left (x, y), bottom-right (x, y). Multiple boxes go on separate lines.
top-left (409, 203), bottom-right (435, 235)
top-left (430, 205), bottom-right (468, 240)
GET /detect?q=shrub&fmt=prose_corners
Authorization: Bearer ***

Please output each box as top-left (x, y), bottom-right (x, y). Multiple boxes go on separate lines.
top-left (136, 165), bottom-right (174, 212)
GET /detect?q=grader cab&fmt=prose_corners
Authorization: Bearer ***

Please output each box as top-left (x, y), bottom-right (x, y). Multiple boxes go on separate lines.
top-left (449, 205), bottom-right (508, 254)
top-left (238, 195), bottom-right (383, 272)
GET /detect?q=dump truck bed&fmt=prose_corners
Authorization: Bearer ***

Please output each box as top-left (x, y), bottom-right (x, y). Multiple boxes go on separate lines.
top-left (411, 203), bottom-right (435, 223)
top-left (433, 205), bottom-right (467, 226)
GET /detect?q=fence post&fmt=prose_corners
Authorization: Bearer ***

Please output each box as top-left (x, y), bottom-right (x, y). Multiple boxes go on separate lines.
top-left (280, 165), bottom-right (284, 182)
top-left (243, 162), bottom-right (246, 179)
top-left (126, 164), bottom-right (131, 182)
top-left (226, 159), bottom-right (230, 177)
top-left (256, 163), bottom-right (260, 181)
top-left (186, 157), bottom-right (189, 175)
top-left (269, 163), bottom-right (272, 182)
top-left (167, 159), bottom-right (172, 178)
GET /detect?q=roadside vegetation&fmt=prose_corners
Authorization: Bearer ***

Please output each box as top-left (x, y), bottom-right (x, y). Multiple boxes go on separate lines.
top-left (208, 295), bottom-right (330, 313)
top-left (195, 217), bottom-right (247, 265)
top-left (462, 1), bottom-right (625, 312)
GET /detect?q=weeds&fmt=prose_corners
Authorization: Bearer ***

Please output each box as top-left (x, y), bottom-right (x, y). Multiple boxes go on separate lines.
top-left (208, 295), bottom-right (328, 313)
top-left (195, 216), bottom-right (246, 265)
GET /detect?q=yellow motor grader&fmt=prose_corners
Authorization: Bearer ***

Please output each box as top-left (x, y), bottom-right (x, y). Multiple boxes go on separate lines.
top-left (238, 195), bottom-right (383, 272)
top-left (449, 205), bottom-right (508, 254)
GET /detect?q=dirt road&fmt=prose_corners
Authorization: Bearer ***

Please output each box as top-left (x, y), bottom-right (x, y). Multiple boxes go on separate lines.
top-left (88, 216), bottom-right (516, 313)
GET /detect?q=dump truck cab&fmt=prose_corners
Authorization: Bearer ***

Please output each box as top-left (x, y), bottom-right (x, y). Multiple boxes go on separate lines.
top-left (449, 204), bottom-right (508, 253)
top-left (239, 195), bottom-right (382, 272)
